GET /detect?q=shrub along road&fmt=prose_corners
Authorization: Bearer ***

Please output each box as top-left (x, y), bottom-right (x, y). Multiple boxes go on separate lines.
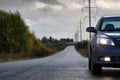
top-left (0, 46), bottom-right (120, 80)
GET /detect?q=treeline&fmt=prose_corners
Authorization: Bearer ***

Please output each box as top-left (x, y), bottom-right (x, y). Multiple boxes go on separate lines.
top-left (41, 36), bottom-right (73, 50)
top-left (41, 36), bottom-right (73, 44)
top-left (0, 10), bottom-right (58, 60)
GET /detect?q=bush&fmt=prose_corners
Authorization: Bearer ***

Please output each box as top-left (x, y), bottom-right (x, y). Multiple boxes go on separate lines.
top-left (75, 40), bottom-right (89, 57)
top-left (31, 46), bottom-right (57, 58)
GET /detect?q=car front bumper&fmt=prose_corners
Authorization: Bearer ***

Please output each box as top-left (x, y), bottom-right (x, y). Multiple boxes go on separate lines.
top-left (92, 45), bottom-right (120, 67)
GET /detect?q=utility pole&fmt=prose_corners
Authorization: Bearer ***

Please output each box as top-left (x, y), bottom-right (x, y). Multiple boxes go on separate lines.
top-left (88, 0), bottom-right (91, 27)
top-left (88, 0), bottom-right (92, 39)
top-left (75, 30), bottom-right (79, 42)
top-left (82, 0), bottom-right (97, 39)
top-left (80, 20), bottom-right (82, 42)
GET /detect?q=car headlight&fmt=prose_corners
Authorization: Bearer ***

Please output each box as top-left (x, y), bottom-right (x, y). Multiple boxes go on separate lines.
top-left (97, 38), bottom-right (115, 46)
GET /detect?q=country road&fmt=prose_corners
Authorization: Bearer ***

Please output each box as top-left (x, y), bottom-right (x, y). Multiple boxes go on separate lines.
top-left (0, 46), bottom-right (120, 80)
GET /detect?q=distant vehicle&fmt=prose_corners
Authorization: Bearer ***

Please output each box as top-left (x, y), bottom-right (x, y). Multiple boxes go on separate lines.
top-left (86, 16), bottom-right (120, 75)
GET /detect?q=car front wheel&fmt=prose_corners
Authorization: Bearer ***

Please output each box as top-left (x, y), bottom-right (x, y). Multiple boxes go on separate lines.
top-left (88, 58), bottom-right (91, 71)
top-left (91, 60), bottom-right (102, 75)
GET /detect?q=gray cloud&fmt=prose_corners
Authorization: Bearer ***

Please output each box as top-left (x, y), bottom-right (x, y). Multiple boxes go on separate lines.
top-left (21, 0), bottom-right (63, 5)
top-left (109, 0), bottom-right (120, 2)
top-left (39, 0), bottom-right (63, 6)
top-left (1, 0), bottom-right (120, 40)
top-left (0, 0), bottom-right (35, 9)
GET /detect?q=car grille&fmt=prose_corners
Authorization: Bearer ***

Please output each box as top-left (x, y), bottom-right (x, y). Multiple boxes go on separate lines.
top-left (112, 56), bottom-right (120, 62)
top-left (116, 40), bottom-right (120, 46)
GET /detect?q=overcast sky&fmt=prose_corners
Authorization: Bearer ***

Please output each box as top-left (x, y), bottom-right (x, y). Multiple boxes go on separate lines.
top-left (1, 0), bottom-right (120, 40)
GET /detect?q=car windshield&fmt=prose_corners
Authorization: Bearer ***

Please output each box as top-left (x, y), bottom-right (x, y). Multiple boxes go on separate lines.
top-left (101, 17), bottom-right (120, 31)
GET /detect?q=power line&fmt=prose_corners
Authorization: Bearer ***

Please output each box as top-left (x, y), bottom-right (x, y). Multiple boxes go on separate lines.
top-left (82, 0), bottom-right (98, 39)
top-left (75, 0), bottom-right (97, 41)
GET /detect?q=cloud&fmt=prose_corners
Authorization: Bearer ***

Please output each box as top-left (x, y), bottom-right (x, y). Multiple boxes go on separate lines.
top-left (31, 1), bottom-right (63, 11)
top-left (0, 0), bottom-right (34, 9)
top-left (97, 0), bottom-right (120, 10)
top-left (66, 2), bottom-right (82, 10)
top-left (35, 2), bottom-right (46, 9)
top-left (1, 0), bottom-right (120, 40)
top-left (39, 0), bottom-right (63, 6)
top-left (25, 19), bottom-right (32, 26)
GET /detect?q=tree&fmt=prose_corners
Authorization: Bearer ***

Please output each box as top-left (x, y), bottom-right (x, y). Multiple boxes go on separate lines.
top-left (0, 10), bottom-right (41, 53)
top-left (41, 36), bottom-right (48, 43)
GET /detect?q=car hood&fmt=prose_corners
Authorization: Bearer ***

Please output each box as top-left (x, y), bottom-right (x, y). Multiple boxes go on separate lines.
top-left (100, 32), bottom-right (120, 39)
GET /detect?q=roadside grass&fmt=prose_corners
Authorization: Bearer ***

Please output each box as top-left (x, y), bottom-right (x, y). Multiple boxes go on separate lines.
top-left (0, 52), bottom-right (56, 62)
top-left (0, 53), bottom-right (30, 62)
top-left (78, 49), bottom-right (88, 57)
top-left (0, 53), bottom-right (54, 62)
top-left (75, 40), bottom-right (89, 58)
top-left (0, 46), bottom-right (66, 62)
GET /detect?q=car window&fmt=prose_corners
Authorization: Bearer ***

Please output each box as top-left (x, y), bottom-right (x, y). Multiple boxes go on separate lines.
top-left (101, 17), bottom-right (120, 31)
top-left (101, 21), bottom-right (120, 30)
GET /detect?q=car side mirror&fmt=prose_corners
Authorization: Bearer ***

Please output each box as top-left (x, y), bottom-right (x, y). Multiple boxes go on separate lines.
top-left (86, 27), bottom-right (96, 33)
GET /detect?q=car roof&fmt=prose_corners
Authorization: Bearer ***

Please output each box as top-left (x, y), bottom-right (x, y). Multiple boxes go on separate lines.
top-left (102, 15), bottom-right (120, 18)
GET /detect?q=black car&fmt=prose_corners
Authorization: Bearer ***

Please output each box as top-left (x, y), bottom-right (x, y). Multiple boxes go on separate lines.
top-left (86, 16), bottom-right (120, 75)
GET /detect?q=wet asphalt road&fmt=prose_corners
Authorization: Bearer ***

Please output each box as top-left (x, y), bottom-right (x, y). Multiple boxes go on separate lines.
top-left (0, 46), bottom-right (120, 80)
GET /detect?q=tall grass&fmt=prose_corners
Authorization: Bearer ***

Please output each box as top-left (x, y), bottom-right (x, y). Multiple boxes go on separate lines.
top-left (75, 40), bottom-right (88, 57)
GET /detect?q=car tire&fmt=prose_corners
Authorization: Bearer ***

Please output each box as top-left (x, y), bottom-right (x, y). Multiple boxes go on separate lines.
top-left (91, 60), bottom-right (102, 75)
top-left (88, 58), bottom-right (91, 71)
